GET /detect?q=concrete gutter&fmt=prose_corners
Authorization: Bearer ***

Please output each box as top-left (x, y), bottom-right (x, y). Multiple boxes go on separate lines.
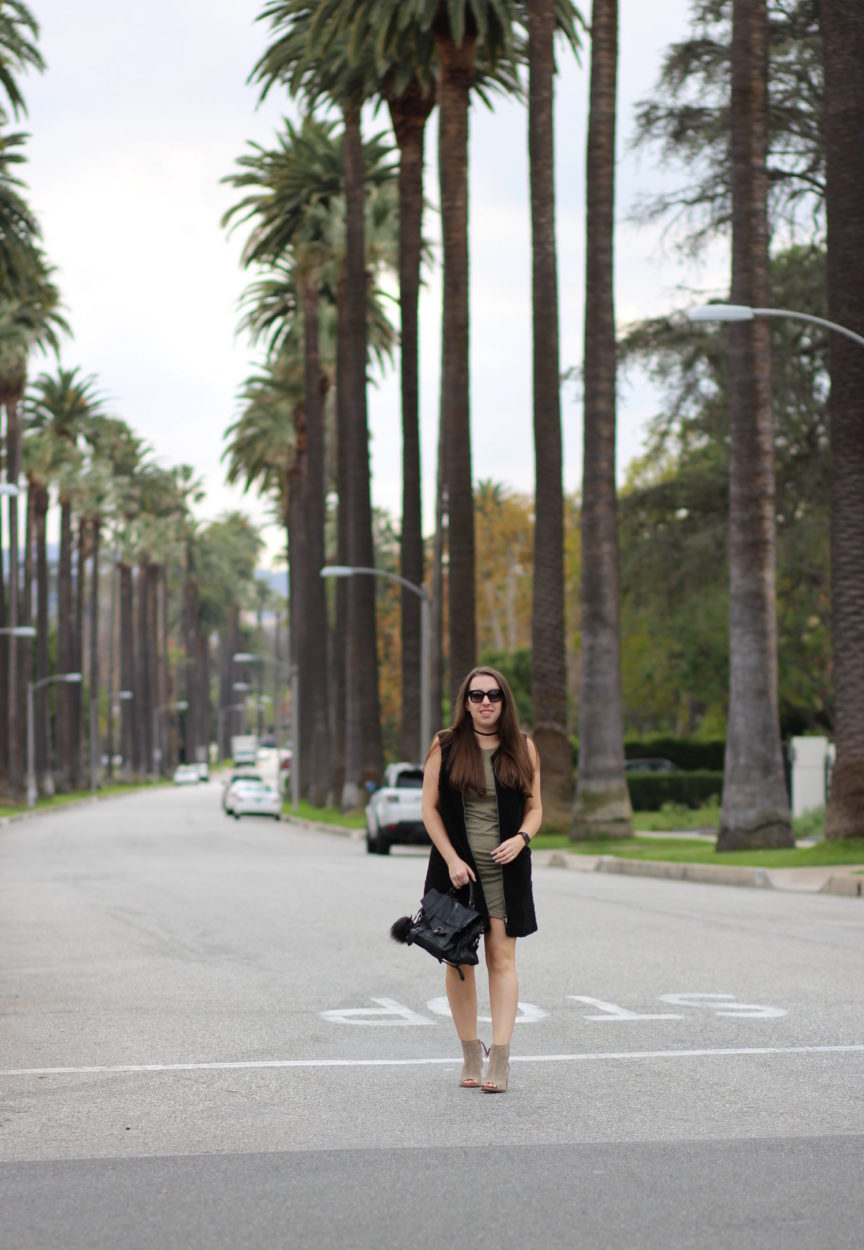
top-left (538, 850), bottom-right (864, 897)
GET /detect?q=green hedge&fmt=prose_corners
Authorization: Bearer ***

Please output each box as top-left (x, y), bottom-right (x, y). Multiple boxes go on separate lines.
top-left (625, 770), bottom-right (724, 811)
top-left (623, 739), bottom-right (726, 771)
top-left (572, 738), bottom-right (727, 770)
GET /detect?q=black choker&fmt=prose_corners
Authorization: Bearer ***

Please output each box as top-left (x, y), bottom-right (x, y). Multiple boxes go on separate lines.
top-left (474, 729), bottom-right (498, 736)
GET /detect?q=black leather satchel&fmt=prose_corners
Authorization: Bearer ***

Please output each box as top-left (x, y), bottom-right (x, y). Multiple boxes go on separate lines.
top-left (390, 886), bottom-right (485, 980)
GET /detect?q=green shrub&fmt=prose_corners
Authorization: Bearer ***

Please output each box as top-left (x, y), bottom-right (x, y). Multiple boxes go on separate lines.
top-left (626, 770), bottom-right (724, 811)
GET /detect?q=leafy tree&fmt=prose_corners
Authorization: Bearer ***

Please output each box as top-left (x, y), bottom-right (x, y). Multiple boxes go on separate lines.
top-left (631, 0), bottom-right (823, 251)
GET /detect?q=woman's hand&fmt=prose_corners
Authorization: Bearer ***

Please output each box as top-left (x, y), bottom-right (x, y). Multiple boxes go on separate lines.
top-left (491, 836), bottom-right (526, 865)
top-left (448, 858), bottom-right (476, 889)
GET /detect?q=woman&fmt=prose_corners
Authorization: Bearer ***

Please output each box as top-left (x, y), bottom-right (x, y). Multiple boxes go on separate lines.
top-left (421, 666), bottom-right (542, 1093)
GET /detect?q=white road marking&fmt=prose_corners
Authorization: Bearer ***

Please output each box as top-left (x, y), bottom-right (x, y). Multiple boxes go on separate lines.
top-left (426, 997), bottom-right (549, 1024)
top-left (2, 1044), bottom-right (863, 1078)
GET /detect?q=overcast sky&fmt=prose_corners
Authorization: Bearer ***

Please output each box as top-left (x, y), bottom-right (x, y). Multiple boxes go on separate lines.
top-left (23, 0), bottom-right (727, 567)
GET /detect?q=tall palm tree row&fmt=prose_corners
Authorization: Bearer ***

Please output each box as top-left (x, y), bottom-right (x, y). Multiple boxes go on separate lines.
top-left (223, 91), bottom-right (398, 803)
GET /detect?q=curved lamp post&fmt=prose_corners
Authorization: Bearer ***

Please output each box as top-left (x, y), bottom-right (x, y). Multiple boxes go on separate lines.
top-left (233, 651), bottom-right (298, 811)
top-left (320, 564), bottom-right (432, 760)
top-left (688, 303), bottom-right (864, 349)
top-left (27, 672), bottom-right (82, 808)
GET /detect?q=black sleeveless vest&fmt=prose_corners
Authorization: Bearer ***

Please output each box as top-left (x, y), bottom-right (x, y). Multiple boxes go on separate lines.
top-left (423, 734), bottom-right (538, 938)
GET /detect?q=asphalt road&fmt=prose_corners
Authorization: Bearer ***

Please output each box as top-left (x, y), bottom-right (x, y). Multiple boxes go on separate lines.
top-left (2, 783), bottom-right (863, 1250)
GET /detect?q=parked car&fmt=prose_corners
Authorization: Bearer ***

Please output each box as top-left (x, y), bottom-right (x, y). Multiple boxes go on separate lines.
top-left (222, 769), bottom-right (263, 812)
top-left (173, 764), bottom-right (201, 786)
top-left (192, 760), bottom-right (210, 782)
top-left (226, 779), bottom-right (282, 821)
top-left (365, 762), bottom-right (426, 855)
top-left (624, 758), bottom-right (679, 773)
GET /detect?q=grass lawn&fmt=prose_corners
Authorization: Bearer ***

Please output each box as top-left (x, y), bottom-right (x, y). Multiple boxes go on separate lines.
top-left (0, 780), bottom-right (170, 819)
top-left (290, 799), bottom-right (863, 869)
top-left (529, 832), bottom-right (864, 869)
top-left (291, 799), bottom-right (365, 830)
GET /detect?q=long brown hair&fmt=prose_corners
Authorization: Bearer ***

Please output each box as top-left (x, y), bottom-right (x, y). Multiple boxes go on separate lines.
top-left (435, 667), bottom-right (535, 796)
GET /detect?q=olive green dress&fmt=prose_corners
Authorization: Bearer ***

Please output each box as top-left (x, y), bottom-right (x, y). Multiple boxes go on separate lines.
top-left (463, 749), bottom-right (506, 921)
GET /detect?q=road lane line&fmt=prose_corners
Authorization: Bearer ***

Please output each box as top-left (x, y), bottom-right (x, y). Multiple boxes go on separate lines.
top-left (2, 1043), bottom-right (863, 1077)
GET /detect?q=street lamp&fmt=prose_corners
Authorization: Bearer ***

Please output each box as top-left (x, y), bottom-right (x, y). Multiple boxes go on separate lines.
top-left (27, 672), bottom-right (83, 809)
top-left (152, 700), bottom-right (188, 784)
top-left (0, 483), bottom-right (20, 497)
top-left (0, 625), bottom-right (36, 637)
top-left (320, 564), bottom-right (432, 759)
top-left (688, 304), bottom-right (864, 349)
top-left (232, 650), bottom-right (298, 810)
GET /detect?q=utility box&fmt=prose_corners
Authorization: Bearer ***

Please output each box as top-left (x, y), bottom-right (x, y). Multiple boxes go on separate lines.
top-left (790, 736), bottom-right (834, 818)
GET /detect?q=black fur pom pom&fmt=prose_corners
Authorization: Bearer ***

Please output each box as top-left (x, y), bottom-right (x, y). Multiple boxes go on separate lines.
top-left (390, 915), bottom-right (414, 945)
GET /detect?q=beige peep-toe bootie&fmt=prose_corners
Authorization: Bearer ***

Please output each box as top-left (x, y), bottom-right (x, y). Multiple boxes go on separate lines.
top-left (459, 1039), bottom-right (488, 1087)
top-left (481, 1043), bottom-right (510, 1093)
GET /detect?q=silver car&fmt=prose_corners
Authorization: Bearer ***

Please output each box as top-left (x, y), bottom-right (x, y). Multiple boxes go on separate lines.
top-left (226, 779), bottom-right (282, 821)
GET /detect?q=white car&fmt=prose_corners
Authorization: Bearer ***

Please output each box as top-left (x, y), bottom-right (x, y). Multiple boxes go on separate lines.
top-left (222, 770), bottom-right (263, 812)
top-left (365, 763), bottom-right (426, 855)
top-left (173, 764), bottom-right (201, 786)
top-left (226, 779), bottom-right (283, 821)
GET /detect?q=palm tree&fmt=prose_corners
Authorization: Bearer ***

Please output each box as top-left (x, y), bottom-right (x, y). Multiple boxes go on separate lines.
top-left (250, 4), bottom-right (391, 802)
top-left (27, 366), bottom-right (104, 791)
top-left (718, 0), bottom-right (793, 850)
top-left (0, 276), bottom-right (65, 799)
top-left (571, 0), bottom-right (632, 840)
top-left (0, 2), bottom-right (43, 121)
top-left (526, 0), bottom-right (582, 813)
top-left (821, 2), bottom-right (864, 839)
top-left (19, 418), bottom-right (54, 791)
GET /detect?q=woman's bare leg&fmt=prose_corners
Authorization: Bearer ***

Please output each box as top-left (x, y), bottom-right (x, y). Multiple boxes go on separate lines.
top-left (446, 963), bottom-right (479, 1040)
top-left (485, 919), bottom-right (519, 1045)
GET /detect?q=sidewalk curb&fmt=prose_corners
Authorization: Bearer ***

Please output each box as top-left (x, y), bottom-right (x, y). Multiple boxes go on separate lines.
top-left (820, 874), bottom-right (864, 897)
top-left (538, 850), bottom-right (863, 896)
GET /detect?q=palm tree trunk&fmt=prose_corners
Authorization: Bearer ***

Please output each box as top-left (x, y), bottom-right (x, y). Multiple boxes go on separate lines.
top-left (137, 561), bottom-right (151, 775)
top-left (342, 108), bottom-right (382, 800)
top-left (331, 291), bottom-right (349, 797)
top-left (35, 484), bottom-right (51, 792)
top-left (388, 81), bottom-right (435, 761)
top-left (119, 562), bottom-right (136, 778)
top-left (149, 564), bottom-right (161, 775)
top-left (56, 499), bottom-right (74, 791)
top-left (105, 542), bottom-right (118, 781)
top-left (89, 518), bottom-right (101, 791)
top-left (572, 0), bottom-right (632, 840)
top-left (718, 0), bottom-right (792, 850)
top-left (430, 419), bottom-right (447, 727)
top-left (434, 28), bottom-right (477, 703)
top-left (0, 490), bottom-right (7, 789)
top-left (73, 517), bottom-right (87, 788)
top-left (822, 1), bottom-right (864, 838)
top-left (300, 276), bottom-right (332, 805)
top-left (528, 0), bottom-right (572, 813)
top-left (5, 397), bottom-right (22, 800)
top-left (21, 479), bottom-right (34, 794)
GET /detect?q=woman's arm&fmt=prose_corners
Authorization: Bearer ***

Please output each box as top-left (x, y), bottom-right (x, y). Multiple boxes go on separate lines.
top-left (422, 738), bottom-right (476, 887)
top-left (491, 736), bottom-right (543, 865)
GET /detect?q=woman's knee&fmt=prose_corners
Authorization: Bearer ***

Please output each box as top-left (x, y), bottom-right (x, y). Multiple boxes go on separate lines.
top-left (485, 932), bottom-right (516, 977)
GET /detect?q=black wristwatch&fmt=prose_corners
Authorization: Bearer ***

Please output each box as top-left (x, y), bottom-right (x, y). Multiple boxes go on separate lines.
top-left (519, 831), bottom-right (531, 848)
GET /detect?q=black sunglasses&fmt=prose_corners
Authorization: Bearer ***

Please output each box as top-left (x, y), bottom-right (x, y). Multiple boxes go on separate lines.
top-left (467, 688), bottom-right (504, 704)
